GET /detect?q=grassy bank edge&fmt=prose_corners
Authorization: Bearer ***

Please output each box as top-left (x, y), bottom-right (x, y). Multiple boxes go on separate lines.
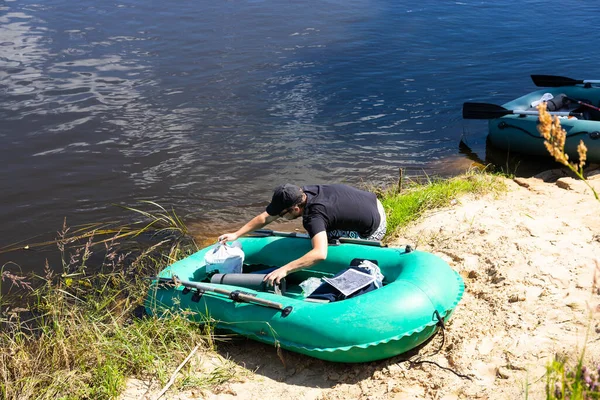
top-left (4, 169), bottom-right (594, 399)
top-left (377, 168), bottom-right (508, 242)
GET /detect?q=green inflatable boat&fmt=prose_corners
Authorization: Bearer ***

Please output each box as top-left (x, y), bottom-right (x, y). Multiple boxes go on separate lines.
top-left (146, 231), bottom-right (464, 363)
top-left (463, 74), bottom-right (600, 163)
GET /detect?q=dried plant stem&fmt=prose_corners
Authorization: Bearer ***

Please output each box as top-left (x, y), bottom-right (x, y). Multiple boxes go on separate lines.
top-left (537, 102), bottom-right (599, 201)
top-left (154, 343), bottom-right (200, 400)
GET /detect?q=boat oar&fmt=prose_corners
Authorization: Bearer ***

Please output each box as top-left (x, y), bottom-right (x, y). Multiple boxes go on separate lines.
top-left (462, 102), bottom-right (581, 120)
top-left (250, 229), bottom-right (385, 247)
top-left (150, 275), bottom-right (293, 317)
top-left (563, 95), bottom-right (600, 112)
top-left (531, 74), bottom-right (600, 87)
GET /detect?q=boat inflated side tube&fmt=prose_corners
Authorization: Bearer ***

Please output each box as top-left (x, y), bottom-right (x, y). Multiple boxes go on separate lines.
top-left (211, 273), bottom-right (286, 295)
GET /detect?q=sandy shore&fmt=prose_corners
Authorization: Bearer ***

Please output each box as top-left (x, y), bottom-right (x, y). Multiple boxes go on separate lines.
top-left (122, 167), bottom-right (600, 400)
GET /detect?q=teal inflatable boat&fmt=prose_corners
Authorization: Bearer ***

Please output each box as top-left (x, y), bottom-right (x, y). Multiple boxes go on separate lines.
top-left (146, 231), bottom-right (464, 363)
top-left (463, 74), bottom-right (600, 163)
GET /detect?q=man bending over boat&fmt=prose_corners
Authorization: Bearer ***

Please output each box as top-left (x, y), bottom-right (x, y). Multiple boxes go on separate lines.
top-left (218, 184), bottom-right (386, 286)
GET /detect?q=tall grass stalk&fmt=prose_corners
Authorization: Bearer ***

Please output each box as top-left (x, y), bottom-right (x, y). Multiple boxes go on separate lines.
top-left (536, 102), bottom-right (600, 399)
top-left (0, 203), bottom-right (225, 400)
top-left (537, 102), bottom-right (599, 201)
top-left (1, 201), bottom-right (198, 257)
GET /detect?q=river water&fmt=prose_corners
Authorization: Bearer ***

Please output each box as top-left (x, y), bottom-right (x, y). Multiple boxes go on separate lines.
top-left (1, 0), bottom-right (599, 271)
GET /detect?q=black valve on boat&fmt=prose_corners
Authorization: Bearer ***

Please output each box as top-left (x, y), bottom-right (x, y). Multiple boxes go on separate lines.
top-left (191, 289), bottom-right (204, 303)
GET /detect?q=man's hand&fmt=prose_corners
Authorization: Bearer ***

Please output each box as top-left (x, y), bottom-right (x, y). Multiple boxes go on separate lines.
top-left (217, 233), bottom-right (238, 243)
top-left (263, 232), bottom-right (328, 287)
top-left (264, 266), bottom-right (289, 287)
top-left (217, 212), bottom-right (278, 244)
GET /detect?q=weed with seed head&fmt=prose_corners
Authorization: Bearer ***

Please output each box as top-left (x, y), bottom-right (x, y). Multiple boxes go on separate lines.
top-left (537, 102), bottom-right (599, 201)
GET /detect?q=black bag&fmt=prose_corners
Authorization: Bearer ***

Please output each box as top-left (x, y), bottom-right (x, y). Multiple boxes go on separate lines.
top-left (546, 94), bottom-right (568, 111)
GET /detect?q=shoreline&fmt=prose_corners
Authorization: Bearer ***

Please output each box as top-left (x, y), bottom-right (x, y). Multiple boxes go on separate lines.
top-left (121, 167), bottom-right (600, 399)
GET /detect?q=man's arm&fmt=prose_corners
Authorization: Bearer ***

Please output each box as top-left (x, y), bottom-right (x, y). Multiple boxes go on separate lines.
top-left (263, 231), bottom-right (328, 286)
top-left (218, 211), bottom-right (278, 243)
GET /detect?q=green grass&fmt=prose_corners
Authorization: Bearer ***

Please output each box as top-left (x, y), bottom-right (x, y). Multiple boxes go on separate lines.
top-left (0, 203), bottom-right (230, 400)
top-left (9, 173), bottom-right (592, 399)
top-left (546, 354), bottom-right (600, 399)
top-left (379, 170), bottom-right (507, 239)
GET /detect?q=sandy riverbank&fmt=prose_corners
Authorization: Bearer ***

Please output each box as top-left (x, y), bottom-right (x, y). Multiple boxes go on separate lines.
top-left (122, 167), bottom-right (600, 400)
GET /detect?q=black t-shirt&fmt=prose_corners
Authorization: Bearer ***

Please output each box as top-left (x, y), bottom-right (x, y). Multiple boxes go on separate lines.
top-left (301, 184), bottom-right (380, 238)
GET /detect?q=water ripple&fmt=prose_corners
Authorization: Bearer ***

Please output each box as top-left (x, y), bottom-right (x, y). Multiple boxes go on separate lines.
top-left (3, 0), bottom-right (600, 269)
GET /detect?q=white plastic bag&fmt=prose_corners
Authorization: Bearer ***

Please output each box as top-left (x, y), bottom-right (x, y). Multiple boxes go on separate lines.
top-left (530, 92), bottom-right (553, 108)
top-left (299, 277), bottom-right (323, 297)
top-left (357, 260), bottom-right (384, 288)
top-left (204, 241), bottom-right (244, 274)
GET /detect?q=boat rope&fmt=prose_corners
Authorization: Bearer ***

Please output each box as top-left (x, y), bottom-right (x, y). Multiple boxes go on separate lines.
top-left (434, 310), bottom-right (445, 330)
top-left (404, 310), bottom-right (473, 381)
top-left (408, 359), bottom-right (473, 381)
top-left (497, 121), bottom-right (538, 138)
top-left (498, 121), bottom-right (594, 139)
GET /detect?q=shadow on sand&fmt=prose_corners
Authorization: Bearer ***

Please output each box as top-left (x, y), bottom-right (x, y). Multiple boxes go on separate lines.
top-left (212, 329), bottom-right (443, 389)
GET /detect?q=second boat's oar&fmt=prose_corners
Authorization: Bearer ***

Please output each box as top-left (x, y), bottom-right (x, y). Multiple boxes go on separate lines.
top-left (563, 95), bottom-right (600, 112)
top-left (462, 102), bottom-right (581, 120)
top-left (531, 74), bottom-right (600, 87)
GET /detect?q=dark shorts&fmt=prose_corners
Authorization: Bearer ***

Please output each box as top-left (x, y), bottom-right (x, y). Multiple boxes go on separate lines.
top-left (327, 199), bottom-right (387, 241)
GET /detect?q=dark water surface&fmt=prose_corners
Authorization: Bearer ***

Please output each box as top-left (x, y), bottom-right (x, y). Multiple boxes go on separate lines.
top-left (2, 0), bottom-right (599, 271)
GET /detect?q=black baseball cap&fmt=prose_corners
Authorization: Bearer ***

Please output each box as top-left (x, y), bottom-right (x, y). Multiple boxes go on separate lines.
top-left (266, 184), bottom-right (303, 216)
